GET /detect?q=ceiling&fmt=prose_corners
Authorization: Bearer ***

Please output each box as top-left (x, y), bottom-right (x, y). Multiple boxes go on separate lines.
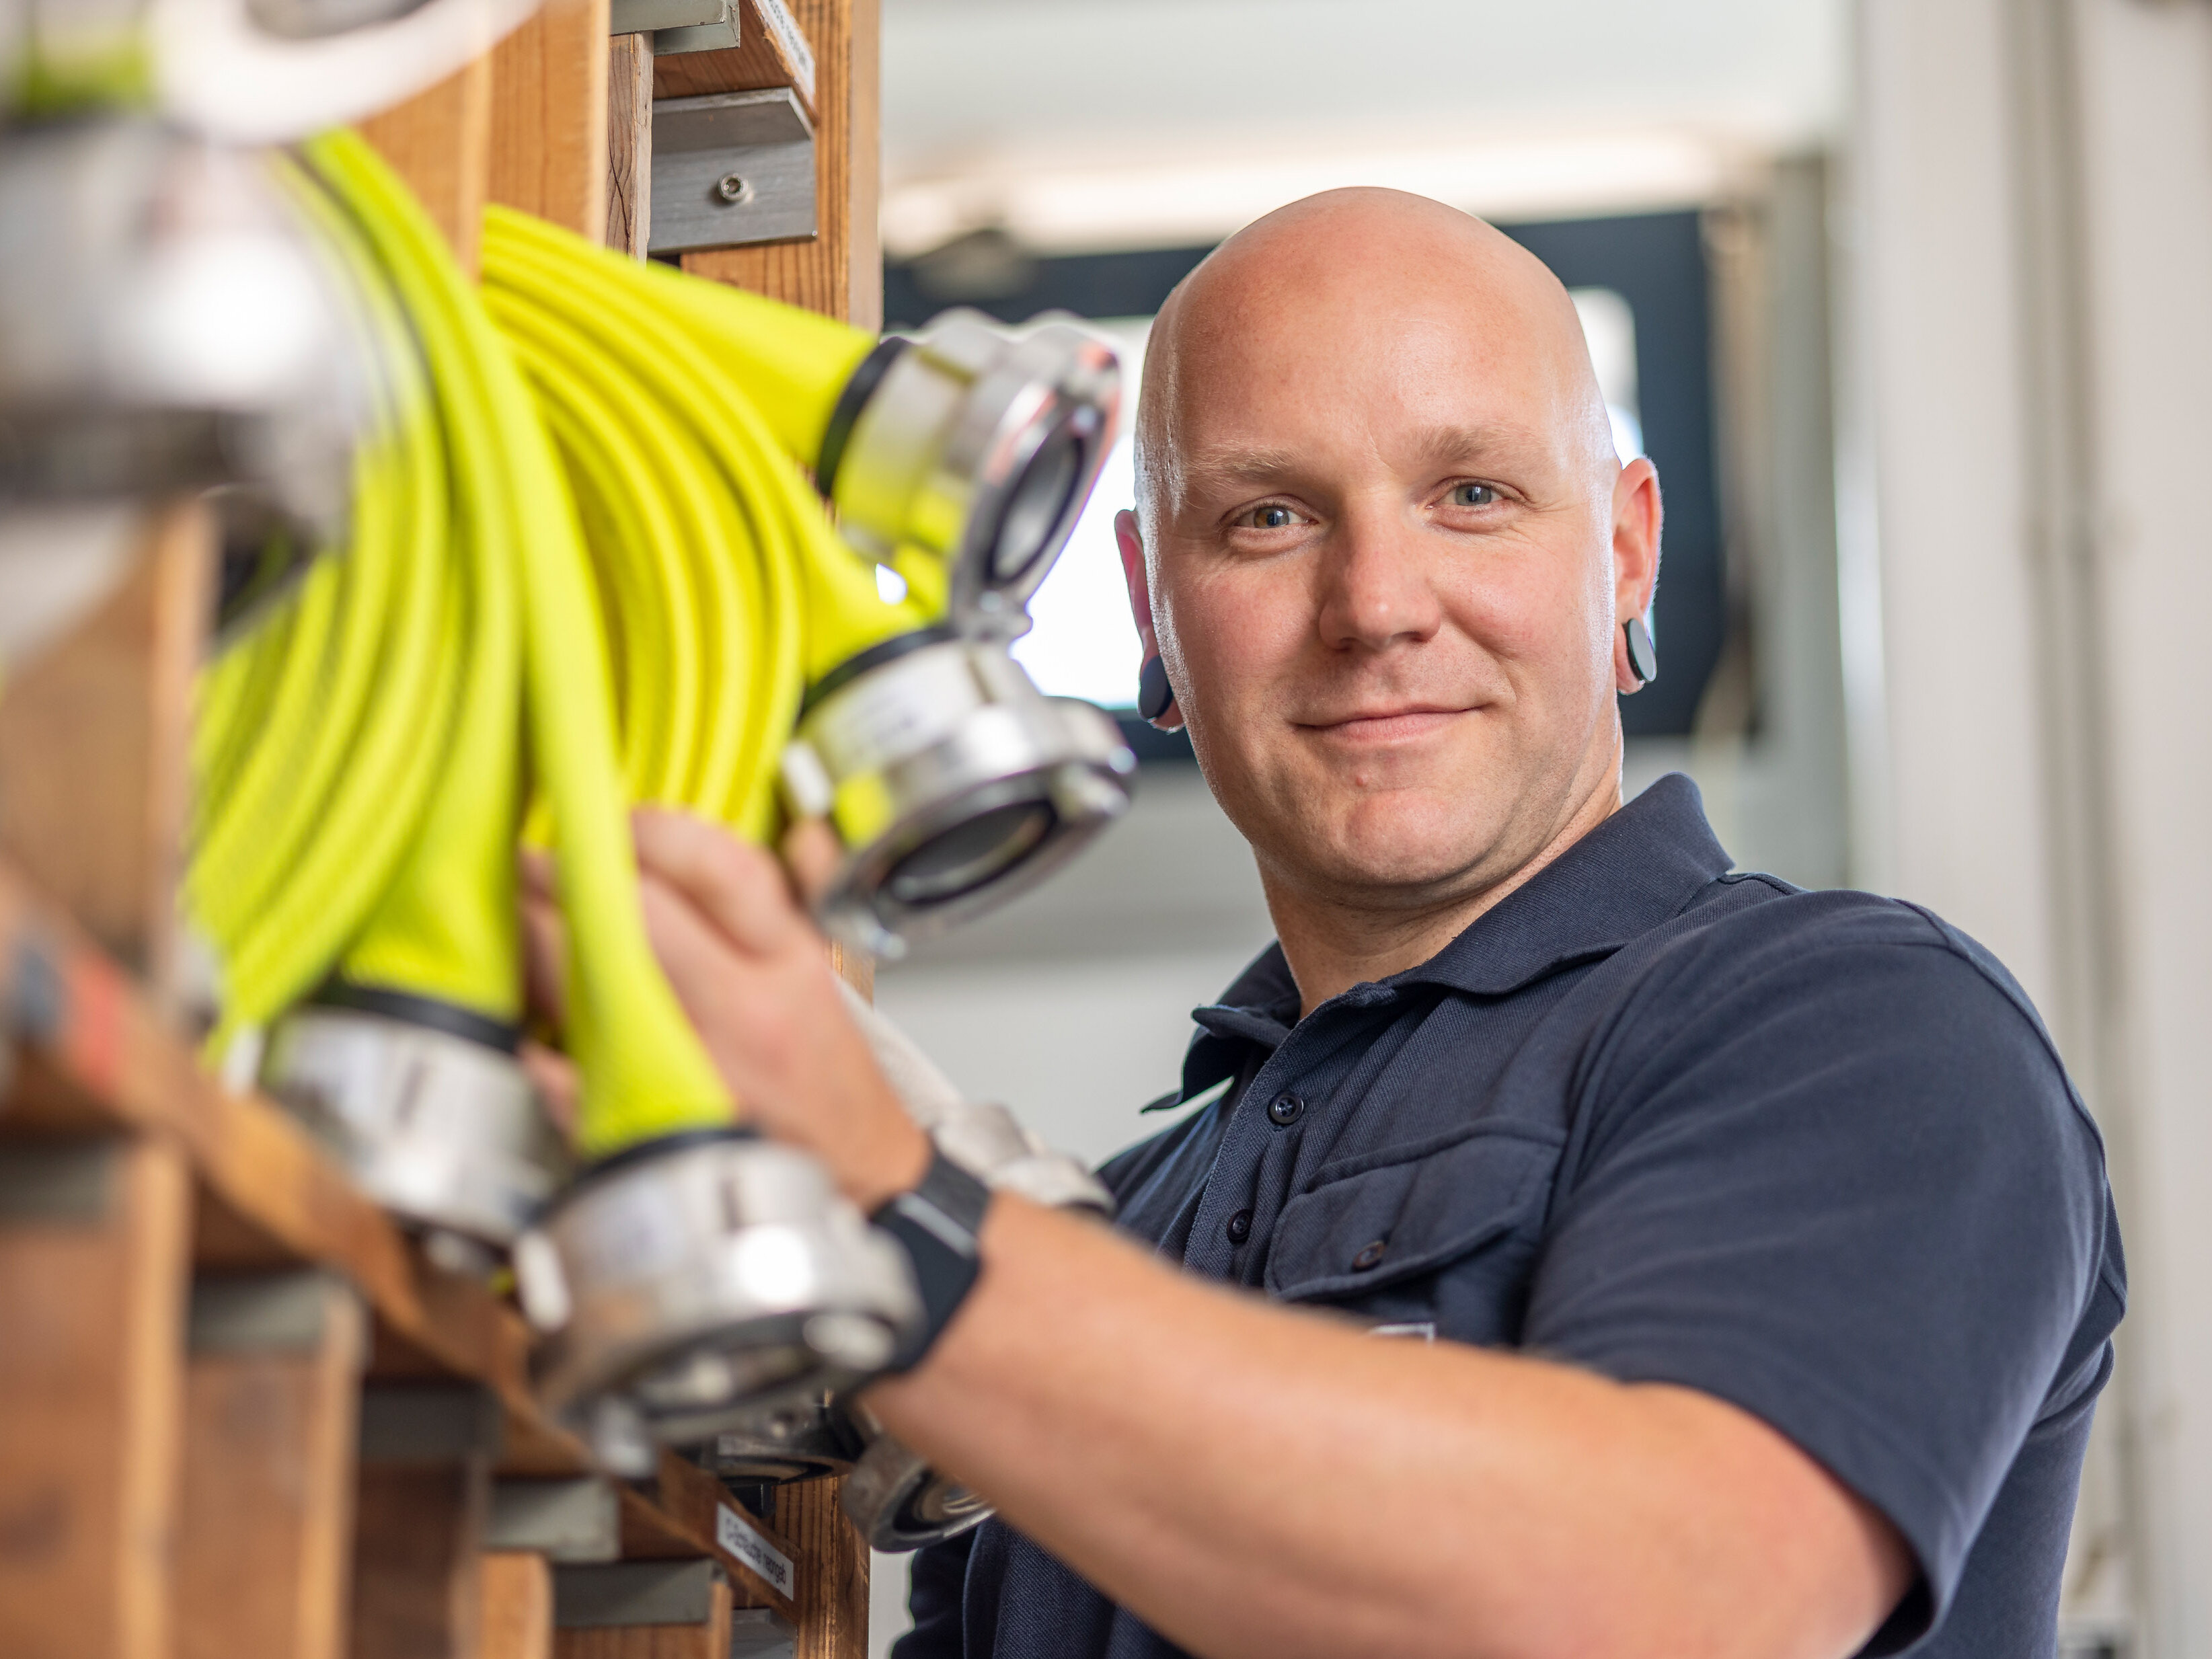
top-left (878, 0), bottom-right (1851, 254)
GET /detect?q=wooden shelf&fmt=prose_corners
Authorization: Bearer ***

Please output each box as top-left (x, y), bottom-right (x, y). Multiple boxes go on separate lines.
top-left (0, 855), bottom-right (805, 1623)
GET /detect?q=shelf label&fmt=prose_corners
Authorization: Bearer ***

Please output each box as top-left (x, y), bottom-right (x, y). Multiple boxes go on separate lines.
top-left (754, 0), bottom-right (816, 106)
top-left (718, 1500), bottom-right (796, 1598)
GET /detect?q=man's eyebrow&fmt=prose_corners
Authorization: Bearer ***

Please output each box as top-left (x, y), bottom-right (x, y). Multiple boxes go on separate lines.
top-left (1177, 424), bottom-right (1553, 500)
top-left (1409, 422), bottom-right (1548, 467)
top-left (1176, 445), bottom-right (1306, 493)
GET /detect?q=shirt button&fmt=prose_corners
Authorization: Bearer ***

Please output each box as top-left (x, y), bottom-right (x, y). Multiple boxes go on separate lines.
top-left (1266, 1092), bottom-right (1305, 1127)
top-left (1225, 1209), bottom-right (1253, 1245)
top-left (1352, 1239), bottom-right (1387, 1272)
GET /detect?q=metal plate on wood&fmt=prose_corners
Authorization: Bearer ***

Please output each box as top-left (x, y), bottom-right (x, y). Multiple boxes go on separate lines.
top-left (729, 1607), bottom-right (798, 1657)
top-left (358, 1382), bottom-right (503, 1464)
top-left (189, 1268), bottom-right (355, 1352)
top-left (554, 1559), bottom-right (722, 1627)
top-left (609, 0), bottom-right (726, 30)
top-left (486, 1477), bottom-right (622, 1563)
top-left (650, 88), bottom-right (816, 255)
top-left (655, 13), bottom-right (740, 52)
top-left (0, 1140), bottom-right (116, 1224)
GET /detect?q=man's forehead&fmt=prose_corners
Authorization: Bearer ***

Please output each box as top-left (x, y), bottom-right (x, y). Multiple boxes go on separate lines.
top-left (1161, 193), bottom-right (1572, 358)
top-left (1135, 188), bottom-right (1611, 512)
top-left (1158, 300), bottom-right (1583, 475)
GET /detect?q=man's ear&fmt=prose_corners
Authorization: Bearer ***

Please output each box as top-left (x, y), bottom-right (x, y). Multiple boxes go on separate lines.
top-left (1116, 509), bottom-right (1183, 730)
top-left (1116, 508), bottom-right (1158, 651)
top-left (1610, 459), bottom-right (1663, 695)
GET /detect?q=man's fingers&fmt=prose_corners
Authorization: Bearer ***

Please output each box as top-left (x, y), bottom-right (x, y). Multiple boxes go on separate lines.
top-left (519, 1040), bottom-right (580, 1145)
top-left (638, 870), bottom-right (815, 1099)
top-left (521, 888), bottom-right (569, 1027)
top-left (636, 867), bottom-right (743, 1019)
top-left (632, 808), bottom-right (814, 958)
top-left (781, 816), bottom-right (845, 909)
top-left (520, 845), bottom-right (557, 901)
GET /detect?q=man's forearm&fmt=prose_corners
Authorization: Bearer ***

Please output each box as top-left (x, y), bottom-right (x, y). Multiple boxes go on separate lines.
top-left (605, 817), bottom-right (1907, 1658)
top-left (866, 1197), bottom-right (1905, 1659)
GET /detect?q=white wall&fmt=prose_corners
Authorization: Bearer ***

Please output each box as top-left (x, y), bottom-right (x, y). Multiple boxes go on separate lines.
top-left (2071, 3), bottom-right (2212, 1650)
top-left (1852, 1), bottom-right (2212, 1650)
top-left (1851, 0), bottom-right (2060, 1005)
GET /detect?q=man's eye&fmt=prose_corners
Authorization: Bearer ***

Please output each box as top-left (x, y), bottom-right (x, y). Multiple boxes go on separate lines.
top-left (1241, 504), bottom-right (1300, 529)
top-left (1451, 482), bottom-right (1498, 507)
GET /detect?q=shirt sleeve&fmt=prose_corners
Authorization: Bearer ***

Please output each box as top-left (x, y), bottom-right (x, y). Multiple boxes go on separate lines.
top-left (1522, 895), bottom-right (2114, 1649)
top-left (889, 1529), bottom-right (977, 1659)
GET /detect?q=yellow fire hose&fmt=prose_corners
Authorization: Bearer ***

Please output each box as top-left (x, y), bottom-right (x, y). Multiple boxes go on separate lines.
top-left (479, 206), bottom-right (933, 839)
top-left (193, 130), bottom-right (975, 1163)
top-left (194, 130), bottom-right (738, 1157)
top-left (188, 144), bottom-right (463, 1047)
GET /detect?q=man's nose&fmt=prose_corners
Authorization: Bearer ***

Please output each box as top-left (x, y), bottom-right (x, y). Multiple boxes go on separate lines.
top-left (1313, 504), bottom-right (1445, 652)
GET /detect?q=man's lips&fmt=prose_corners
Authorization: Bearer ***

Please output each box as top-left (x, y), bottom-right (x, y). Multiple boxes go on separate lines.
top-left (1295, 705), bottom-right (1474, 741)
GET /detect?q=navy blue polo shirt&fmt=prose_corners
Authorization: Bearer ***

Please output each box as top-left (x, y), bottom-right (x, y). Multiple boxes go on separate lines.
top-left (897, 775), bottom-right (2125, 1659)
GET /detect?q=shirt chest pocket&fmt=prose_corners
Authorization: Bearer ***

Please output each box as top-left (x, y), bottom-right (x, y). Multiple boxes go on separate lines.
top-left (1265, 1126), bottom-right (1561, 1346)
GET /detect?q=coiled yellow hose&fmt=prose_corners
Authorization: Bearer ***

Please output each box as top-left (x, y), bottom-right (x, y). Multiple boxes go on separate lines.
top-left (189, 147), bottom-right (462, 1049)
top-left (478, 207), bottom-right (931, 839)
top-left (193, 134), bottom-right (965, 1159)
top-left (194, 132), bottom-right (733, 1155)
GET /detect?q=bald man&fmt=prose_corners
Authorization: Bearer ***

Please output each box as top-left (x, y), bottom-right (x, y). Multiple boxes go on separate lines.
top-left (620, 190), bottom-right (2121, 1658)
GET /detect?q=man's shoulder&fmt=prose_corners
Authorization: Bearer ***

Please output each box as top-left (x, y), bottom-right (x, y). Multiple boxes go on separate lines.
top-left (1663, 876), bottom-right (2062, 1053)
top-left (1584, 875), bottom-right (2108, 1189)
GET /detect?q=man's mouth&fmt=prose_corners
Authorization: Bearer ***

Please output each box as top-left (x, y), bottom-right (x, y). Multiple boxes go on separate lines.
top-left (1297, 704), bottom-right (1472, 742)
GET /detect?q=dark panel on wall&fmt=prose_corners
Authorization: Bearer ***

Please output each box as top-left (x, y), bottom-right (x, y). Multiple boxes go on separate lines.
top-left (885, 236), bottom-right (1215, 331)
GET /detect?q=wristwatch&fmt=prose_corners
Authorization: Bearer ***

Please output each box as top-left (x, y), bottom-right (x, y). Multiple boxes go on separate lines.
top-left (870, 1148), bottom-right (993, 1373)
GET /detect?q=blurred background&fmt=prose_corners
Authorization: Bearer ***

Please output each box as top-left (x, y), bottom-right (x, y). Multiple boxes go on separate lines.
top-left (866, 0), bottom-right (2212, 1654)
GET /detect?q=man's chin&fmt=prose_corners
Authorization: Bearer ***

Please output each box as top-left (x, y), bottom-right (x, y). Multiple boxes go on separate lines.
top-left (1295, 808), bottom-right (1523, 906)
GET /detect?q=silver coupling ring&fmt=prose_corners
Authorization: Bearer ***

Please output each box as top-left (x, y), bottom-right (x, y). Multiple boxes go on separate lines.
top-left (262, 1001), bottom-right (569, 1247)
top-left (783, 632), bottom-right (1135, 954)
top-left (515, 1134), bottom-right (920, 1462)
top-left (826, 309), bottom-right (1119, 635)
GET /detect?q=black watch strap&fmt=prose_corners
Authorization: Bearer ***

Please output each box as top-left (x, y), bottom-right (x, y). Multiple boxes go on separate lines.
top-left (871, 1149), bottom-right (992, 1373)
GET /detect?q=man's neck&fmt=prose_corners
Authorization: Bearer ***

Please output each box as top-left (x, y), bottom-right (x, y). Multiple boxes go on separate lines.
top-left (1264, 767), bottom-right (1624, 1017)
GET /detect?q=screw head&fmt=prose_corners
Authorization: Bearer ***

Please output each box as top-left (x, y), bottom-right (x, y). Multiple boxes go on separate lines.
top-left (714, 173), bottom-right (752, 205)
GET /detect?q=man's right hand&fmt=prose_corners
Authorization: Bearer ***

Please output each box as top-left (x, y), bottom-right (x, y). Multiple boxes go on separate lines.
top-left (520, 809), bottom-right (931, 1210)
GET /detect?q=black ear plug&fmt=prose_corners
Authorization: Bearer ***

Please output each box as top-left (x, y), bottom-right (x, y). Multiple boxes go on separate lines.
top-left (1137, 655), bottom-right (1176, 722)
top-left (1624, 616), bottom-right (1658, 687)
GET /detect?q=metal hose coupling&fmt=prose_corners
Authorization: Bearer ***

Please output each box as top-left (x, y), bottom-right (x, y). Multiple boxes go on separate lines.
top-left (697, 1393), bottom-right (863, 1487)
top-left (260, 990), bottom-right (570, 1266)
top-left (833, 987), bottom-right (1111, 1548)
top-left (837, 1398), bottom-right (996, 1553)
top-left (512, 1131), bottom-right (921, 1475)
top-left (835, 1126), bottom-right (1109, 1547)
top-left (0, 116), bottom-right (361, 656)
top-left (149, 0), bottom-right (544, 147)
top-left (817, 309), bottom-right (1118, 636)
top-left (782, 629), bottom-right (1135, 954)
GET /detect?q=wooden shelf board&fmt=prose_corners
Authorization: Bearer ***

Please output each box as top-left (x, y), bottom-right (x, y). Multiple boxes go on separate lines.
top-left (0, 858), bottom-right (798, 1615)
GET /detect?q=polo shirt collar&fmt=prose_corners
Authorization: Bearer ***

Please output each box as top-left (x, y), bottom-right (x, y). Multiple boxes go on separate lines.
top-left (1403, 771), bottom-right (1732, 996)
top-left (1178, 774), bottom-right (1731, 1101)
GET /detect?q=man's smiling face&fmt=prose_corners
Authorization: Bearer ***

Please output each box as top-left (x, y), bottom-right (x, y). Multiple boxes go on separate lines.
top-left (1127, 188), bottom-right (1659, 919)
